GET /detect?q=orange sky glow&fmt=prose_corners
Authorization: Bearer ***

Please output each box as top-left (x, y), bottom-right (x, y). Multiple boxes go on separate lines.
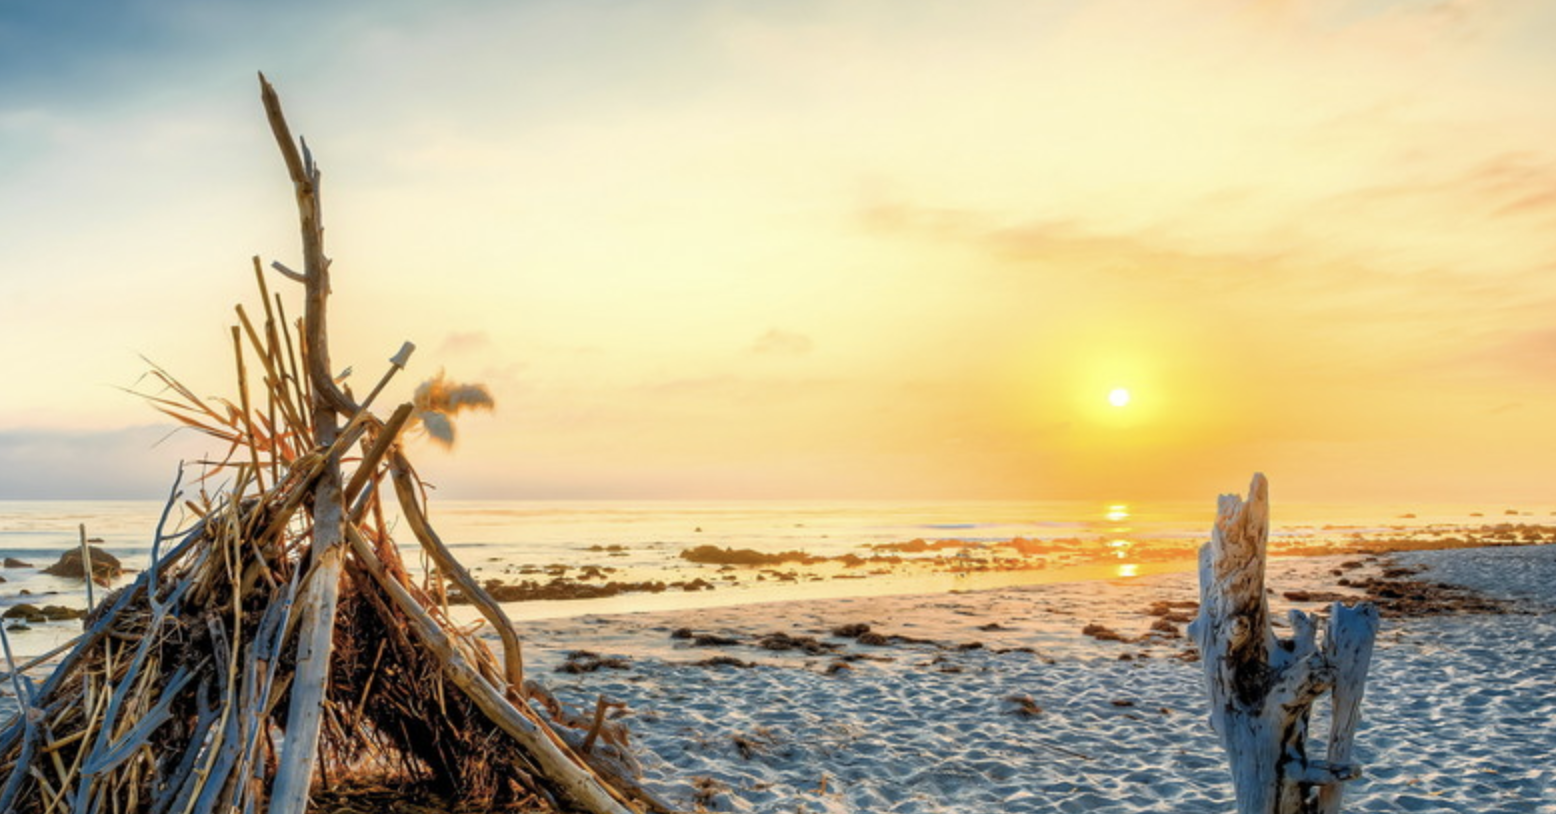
top-left (1, 0), bottom-right (1553, 502)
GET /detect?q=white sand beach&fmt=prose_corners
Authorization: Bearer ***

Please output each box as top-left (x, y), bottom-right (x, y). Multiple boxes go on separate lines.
top-left (509, 546), bottom-right (1556, 813)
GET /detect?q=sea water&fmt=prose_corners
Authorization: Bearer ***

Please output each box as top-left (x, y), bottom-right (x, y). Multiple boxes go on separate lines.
top-left (0, 497), bottom-right (1549, 660)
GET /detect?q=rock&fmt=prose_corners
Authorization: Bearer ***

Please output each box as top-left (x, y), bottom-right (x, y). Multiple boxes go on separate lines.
top-left (2, 604), bottom-right (47, 623)
top-left (756, 632), bottom-right (838, 654)
top-left (3, 558), bottom-right (32, 568)
top-left (693, 655), bottom-right (753, 668)
top-left (41, 605), bottom-right (87, 621)
top-left (41, 547), bottom-right (124, 584)
top-left (554, 650), bottom-right (631, 674)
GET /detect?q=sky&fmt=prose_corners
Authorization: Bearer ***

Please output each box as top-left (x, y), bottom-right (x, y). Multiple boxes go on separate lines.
top-left (1, 0), bottom-right (1554, 503)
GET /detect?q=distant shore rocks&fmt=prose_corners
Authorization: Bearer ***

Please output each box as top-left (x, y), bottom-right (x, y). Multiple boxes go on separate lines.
top-left (3, 603), bottom-right (88, 623)
top-left (42, 546), bottom-right (124, 584)
top-left (3, 557), bottom-right (32, 568)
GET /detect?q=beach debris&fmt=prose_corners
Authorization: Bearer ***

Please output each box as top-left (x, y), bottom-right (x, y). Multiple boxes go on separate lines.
top-left (1080, 623), bottom-right (1127, 642)
top-left (467, 576), bottom-right (677, 602)
top-left (853, 629), bottom-right (937, 647)
top-left (1003, 694), bottom-right (1044, 717)
top-left (680, 545), bottom-right (819, 565)
top-left (755, 632), bottom-right (839, 654)
top-left (1188, 474), bottom-right (1379, 814)
top-left (40, 545), bottom-right (123, 584)
top-left (690, 775), bottom-right (728, 810)
top-left (691, 656), bottom-right (755, 669)
top-left (0, 76), bottom-right (663, 814)
top-left (1346, 573), bottom-right (1512, 617)
top-left (672, 629), bottom-right (742, 647)
top-left (729, 729), bottom-right (777, 760)
top-left (1144, 599), bottom-right (1198, 621)
top-left (558, 651), bottom-right (634, 673)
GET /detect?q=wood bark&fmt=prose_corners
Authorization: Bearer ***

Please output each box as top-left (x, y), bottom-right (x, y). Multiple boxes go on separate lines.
top-left (260, 72), bottom-right (349, 814)
top-left (1187, 474), bottom-right (1380, 814)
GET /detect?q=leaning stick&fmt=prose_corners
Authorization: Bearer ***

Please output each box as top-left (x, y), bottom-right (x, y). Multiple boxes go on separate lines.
top-left (388, 450), bottom-right (526, 691)
top-left (79, 525), bottom-right (94, 613)
top-left (344, 526), bottom-right (639, 814)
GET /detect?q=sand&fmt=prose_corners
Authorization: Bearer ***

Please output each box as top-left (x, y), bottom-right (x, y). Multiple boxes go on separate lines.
top-left (3, 545), bottom-right (1551, 812)
top-left (507, 547), bottom-right (1556, 813)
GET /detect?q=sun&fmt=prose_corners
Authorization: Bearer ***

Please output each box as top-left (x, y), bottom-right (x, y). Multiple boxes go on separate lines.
top-left (1108, 387), bottom-right (1131, 408)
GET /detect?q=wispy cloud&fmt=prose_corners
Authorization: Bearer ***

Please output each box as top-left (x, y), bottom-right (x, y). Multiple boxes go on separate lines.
top-left (749, 328), bottom-right (813, 356)
top-left (0, 425), bottom-right (210, 499)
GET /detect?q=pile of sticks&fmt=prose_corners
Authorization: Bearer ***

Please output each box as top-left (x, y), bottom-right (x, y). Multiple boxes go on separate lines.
top-left (0, 75), bottom-right (659, 814)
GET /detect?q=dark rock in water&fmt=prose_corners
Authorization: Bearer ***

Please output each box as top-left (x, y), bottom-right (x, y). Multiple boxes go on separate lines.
top-left (41, 605), bottom-right (86, 621)
top-left (3, 557), bottom-right (32, 568)
top-left (42, 547), bottom-right (124, 584)
top-left (2, 604), bottom-right (48, 623)
top-left (0, 575), bottom-right (6, 583)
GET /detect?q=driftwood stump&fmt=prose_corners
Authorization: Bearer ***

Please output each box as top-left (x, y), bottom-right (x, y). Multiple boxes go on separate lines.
top-left (1187, 474), bottom-right (1380, 814)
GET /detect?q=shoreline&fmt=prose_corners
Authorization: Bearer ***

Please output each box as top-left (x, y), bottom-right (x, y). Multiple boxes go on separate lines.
top-left (503, 545), bottom-right (1555, 813)
top-left (5, 542), bottom-right (1553, 811)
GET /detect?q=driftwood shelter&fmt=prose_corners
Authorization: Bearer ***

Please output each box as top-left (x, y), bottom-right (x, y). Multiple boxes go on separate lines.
top-left (0, 76), bottom-right (662, 814)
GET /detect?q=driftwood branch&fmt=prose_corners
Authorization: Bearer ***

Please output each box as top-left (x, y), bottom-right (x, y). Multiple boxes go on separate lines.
top-left (1188, 474), bottom-right (1380, 814)
top-left (344, 527), bottom-right (637, 814)
top-left (270, 260), bottom-right (307, 284)
top-left (260, 72), bottom-right (347, 814)
top-left (388, 450), bottom-right (526, 692)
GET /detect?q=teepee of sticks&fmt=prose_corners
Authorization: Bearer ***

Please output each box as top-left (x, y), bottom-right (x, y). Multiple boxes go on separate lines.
top-left (0, 75), bottom-right (665, 814)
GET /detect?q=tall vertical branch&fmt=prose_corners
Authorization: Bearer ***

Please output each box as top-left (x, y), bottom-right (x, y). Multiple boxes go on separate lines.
top-left (259, 72), bottom-right (349, 814)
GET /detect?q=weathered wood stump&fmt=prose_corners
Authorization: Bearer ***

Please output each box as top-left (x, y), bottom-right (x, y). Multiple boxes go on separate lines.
top-left (1187, 474), bottom-right (1380, 814)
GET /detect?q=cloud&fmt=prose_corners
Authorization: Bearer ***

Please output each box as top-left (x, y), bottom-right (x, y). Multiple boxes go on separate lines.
top-left (749, 329), bottom-right (813, 356)
top-left (0, 425), bottom-right (213, 499)
top-left (436, 330), bottom-right (491, 356)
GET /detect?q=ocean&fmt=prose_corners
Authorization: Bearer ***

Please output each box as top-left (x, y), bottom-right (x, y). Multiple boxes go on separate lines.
top-left (1, 496), bottom-right (1550, 660)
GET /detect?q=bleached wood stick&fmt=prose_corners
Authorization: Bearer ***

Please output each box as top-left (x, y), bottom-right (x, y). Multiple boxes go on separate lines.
top-left (1315, 602), bottom-right (1379, 814)
top-left (79, 524), bottom-right (94, 612)
top-left (260, 72), bottom-right (348, 814)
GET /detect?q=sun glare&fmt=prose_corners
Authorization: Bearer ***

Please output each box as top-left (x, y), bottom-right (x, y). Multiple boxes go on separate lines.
top-left (1108, 388), bottom-right (1131, 407)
